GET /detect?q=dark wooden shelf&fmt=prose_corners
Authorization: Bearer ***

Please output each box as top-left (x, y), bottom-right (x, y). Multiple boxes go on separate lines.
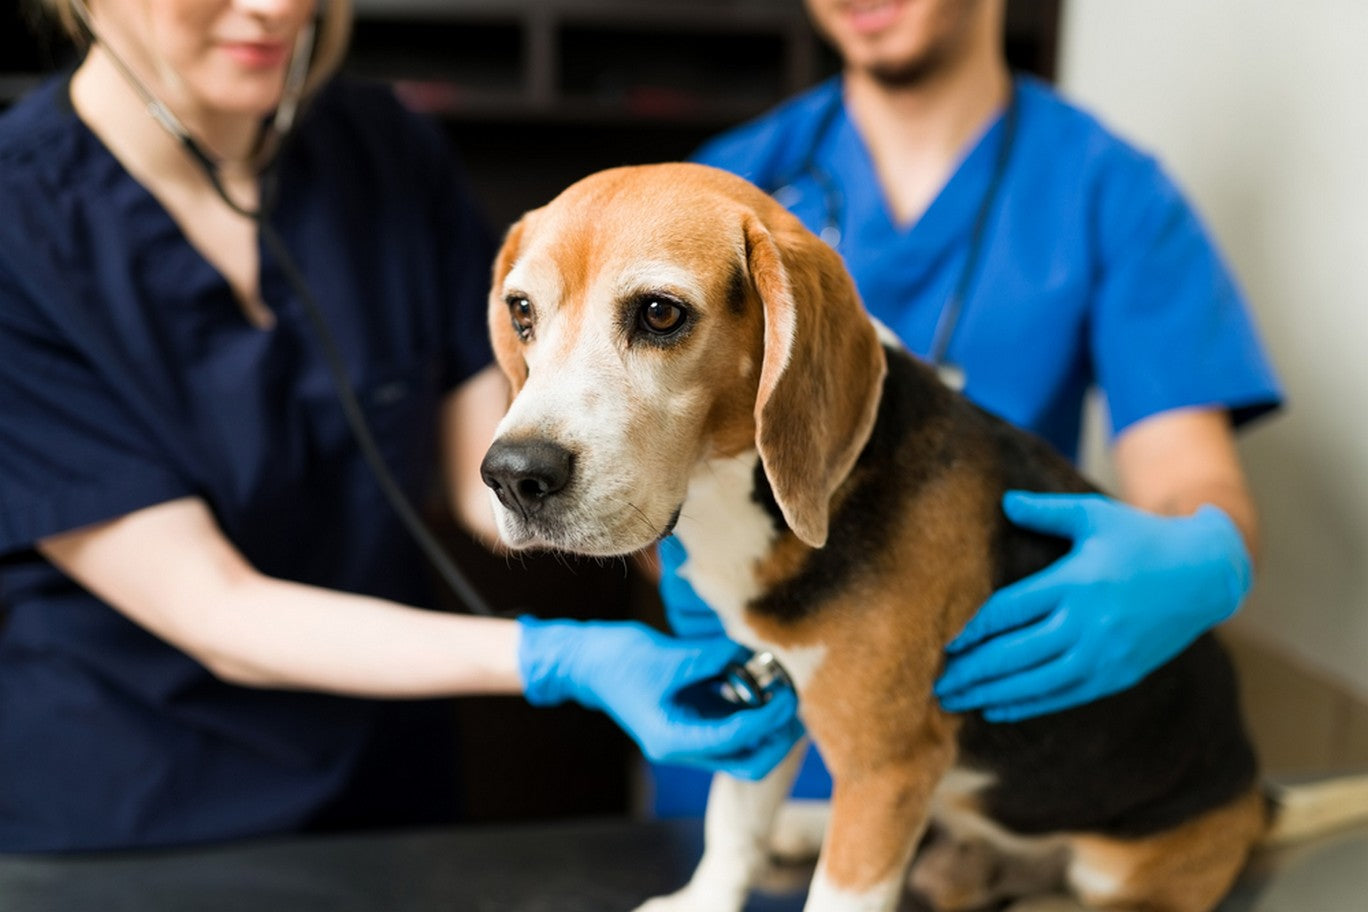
top-left (347, 0), bottom-right (825, 127)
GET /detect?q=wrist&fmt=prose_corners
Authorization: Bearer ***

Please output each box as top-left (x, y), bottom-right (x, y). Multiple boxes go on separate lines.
top-left (1192, 505), bottom-right (1254, 621)
top-left (517, 616), bottom-right (590, 708)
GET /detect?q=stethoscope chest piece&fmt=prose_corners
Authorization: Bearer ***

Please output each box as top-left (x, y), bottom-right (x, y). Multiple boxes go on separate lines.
top-left (720, 651), bottom-right (792, 708)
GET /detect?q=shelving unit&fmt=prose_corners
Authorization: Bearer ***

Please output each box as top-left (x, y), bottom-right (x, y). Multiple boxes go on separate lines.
top-left (340, 0), bottom-right (1059, 228)
top-left (347, 0), bottom-right (825, 125)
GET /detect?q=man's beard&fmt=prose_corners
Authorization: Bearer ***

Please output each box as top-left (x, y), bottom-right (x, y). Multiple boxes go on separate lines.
top-left (856, 0), bottom-right (983, 90)
top-left (864, 44), bottom-right (952, 89)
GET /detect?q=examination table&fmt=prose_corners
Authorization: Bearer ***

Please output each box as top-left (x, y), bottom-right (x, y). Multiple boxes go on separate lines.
top-left (1, 813), bottom-right (1366, 912)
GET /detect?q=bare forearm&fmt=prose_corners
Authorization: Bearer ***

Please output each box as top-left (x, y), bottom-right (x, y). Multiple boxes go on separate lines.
top-left (1113, 406), bottom-right (1261, 563)
top-left (190, 575), bottom-right (524, 697)
top-left (1133, 477), bottom-right (1259, 560)
top-left (38, 498), bottom-right (525, 700)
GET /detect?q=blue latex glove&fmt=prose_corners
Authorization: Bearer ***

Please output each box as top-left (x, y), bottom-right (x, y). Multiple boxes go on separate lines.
top-left (935, 491), bottom-right (1252, 723)
top-left (658, 535), bottom-right (727, 638)
top-left (518, 616), bottom-right (803, 780)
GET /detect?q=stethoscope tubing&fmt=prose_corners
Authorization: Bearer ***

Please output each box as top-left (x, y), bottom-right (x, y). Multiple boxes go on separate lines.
top-left (768, 77), bottom-right (1021, 390)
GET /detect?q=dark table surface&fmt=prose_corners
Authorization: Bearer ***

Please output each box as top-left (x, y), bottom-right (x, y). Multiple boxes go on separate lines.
top-left (1, 816), bottom-right (1365, 912)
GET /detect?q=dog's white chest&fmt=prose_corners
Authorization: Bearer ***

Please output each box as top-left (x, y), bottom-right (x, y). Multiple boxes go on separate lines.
top-left (673, 451), bottom-right (772, 622)
top-left (672, 451), bottom-right (826, 688)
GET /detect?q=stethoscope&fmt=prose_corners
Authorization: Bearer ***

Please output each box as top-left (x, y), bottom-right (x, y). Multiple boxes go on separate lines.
top-left (69, 0), bottom-right (499, 621)
top-left (767, 78), bottom-right (1021, 392)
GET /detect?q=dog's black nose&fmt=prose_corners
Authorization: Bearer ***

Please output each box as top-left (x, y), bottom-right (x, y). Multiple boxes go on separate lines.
top-left (481, 439), bottom-right (574, 518)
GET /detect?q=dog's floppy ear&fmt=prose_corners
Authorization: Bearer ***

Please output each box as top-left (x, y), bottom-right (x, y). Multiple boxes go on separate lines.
top-left (746, 212), bottom-right (886, 548)
top-left (487, 215), bottom-right (530, 395)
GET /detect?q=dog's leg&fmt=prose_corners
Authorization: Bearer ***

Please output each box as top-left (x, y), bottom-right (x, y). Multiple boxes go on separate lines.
top-left (1064, 786), bottom-right (1266, 912)
top-left (634, 738), bottom-right (808, 912)
top-left (803, 730), bottom-right (955, 912)
top-left (908, 794), bottom-right (1069, 911)
top-left (770, 797), bottom-right (831, 863)
top-left (1002, 897), bottom-right (1089, 912)
top-left (908, 830), bottom-right (1070, 911)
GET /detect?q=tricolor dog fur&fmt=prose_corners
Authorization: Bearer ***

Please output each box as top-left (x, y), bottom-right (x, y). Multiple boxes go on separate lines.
top-left (480, 163), bottom-right (1368, 912)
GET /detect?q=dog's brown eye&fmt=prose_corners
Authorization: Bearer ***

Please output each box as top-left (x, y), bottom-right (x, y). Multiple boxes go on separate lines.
top-left (639, 297), bottom-right (685, 335)
top-left (507, 295), bottom-right (534, 341)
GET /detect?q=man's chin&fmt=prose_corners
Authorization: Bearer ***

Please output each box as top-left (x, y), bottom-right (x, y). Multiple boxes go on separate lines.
top-left (859, 44), bottom-right (948, 88)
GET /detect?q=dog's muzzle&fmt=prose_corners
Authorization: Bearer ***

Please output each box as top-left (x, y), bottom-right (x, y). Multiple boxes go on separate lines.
top-left (481, 438), bottom-right (574, 520)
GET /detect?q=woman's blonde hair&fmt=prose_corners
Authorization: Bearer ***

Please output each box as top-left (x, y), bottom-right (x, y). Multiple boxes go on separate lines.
top-left (35, 0), bottom-right (353, 99)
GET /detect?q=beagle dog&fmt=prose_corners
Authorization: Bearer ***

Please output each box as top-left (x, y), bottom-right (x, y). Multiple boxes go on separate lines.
top-left (478, 163), bottom-right (1360, 912)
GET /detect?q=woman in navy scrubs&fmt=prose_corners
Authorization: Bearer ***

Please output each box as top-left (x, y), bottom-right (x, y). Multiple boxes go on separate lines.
top-left (0, 0), bottom-right (801, 852)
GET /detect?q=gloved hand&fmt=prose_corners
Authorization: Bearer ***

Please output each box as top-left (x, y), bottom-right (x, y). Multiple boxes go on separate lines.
top-left (935, 491), bottom-right (1252, 723)
top-left (658, 535), bottom-right (727, 638)
top-left (518, 617), bottom-right (803, 780)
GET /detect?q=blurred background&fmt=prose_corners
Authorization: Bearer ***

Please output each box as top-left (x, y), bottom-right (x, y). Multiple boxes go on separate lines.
top-left (1, 0), bottom-right (1364, 821)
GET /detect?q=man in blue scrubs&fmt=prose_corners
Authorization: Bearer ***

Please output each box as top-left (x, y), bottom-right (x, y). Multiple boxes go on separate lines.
top-left (655, 0), bottom-right (1281, 811)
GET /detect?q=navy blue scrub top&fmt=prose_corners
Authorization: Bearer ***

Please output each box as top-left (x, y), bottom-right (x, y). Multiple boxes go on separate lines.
top-left (0, 75), bottom-right (495, 852)
top-left (694, 75), bottom-right (1283, 460)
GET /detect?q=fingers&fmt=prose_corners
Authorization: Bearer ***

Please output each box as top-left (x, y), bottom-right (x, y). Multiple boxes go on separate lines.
top-left (936, 613), bottom-right (1073, 699)
top-left (982, 687), bottom-right (1095, 723)
top-left (714, 719), bottom-right (807, 781)
top-left (657, 534), bottom-right (687, 569)
top-left (667, 601), bottom-right (729, 639)
top-left (698, 684), bottom-right (801, 756)
top-left (658, 537), bottom-right (729, 638)
top-left (1002, 490), bottom-right (1104, 538)
top-left (673, 636), bottom-right (751, 683)
top-left (946, 572), bottom-right (1063, 654)
top-left (935, 651), bottom-right (1089, 715)
top-left (656, 684), bottom-right (803, 775)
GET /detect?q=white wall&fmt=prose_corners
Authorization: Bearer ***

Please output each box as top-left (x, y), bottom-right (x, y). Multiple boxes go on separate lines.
top-left (1059, 1), bottom-right (1368, 695)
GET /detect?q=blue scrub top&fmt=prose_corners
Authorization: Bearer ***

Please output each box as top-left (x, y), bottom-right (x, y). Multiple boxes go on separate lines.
top-left (0, 75), bottom-right (494, 851)
top-left (695, 75), bottom-right (1282, 460)
top-left (651, 75), bottom-right (1283, 816)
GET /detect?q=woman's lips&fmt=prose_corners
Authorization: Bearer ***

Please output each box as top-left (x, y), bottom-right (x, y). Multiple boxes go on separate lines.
top-left (219, 40), bottom-right (289, 69)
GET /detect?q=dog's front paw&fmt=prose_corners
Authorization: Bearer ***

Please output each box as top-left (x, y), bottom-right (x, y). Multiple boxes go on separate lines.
top-left (632, 883), bottom-right (745, 912)
top-left (1002, 897), bottom-right (1089, 912)
top-left (632, 893), bottom-right (691, 912)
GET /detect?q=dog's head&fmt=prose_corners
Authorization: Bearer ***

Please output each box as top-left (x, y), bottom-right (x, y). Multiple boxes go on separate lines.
top-left (480, 163), bottom-right (885, 556)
